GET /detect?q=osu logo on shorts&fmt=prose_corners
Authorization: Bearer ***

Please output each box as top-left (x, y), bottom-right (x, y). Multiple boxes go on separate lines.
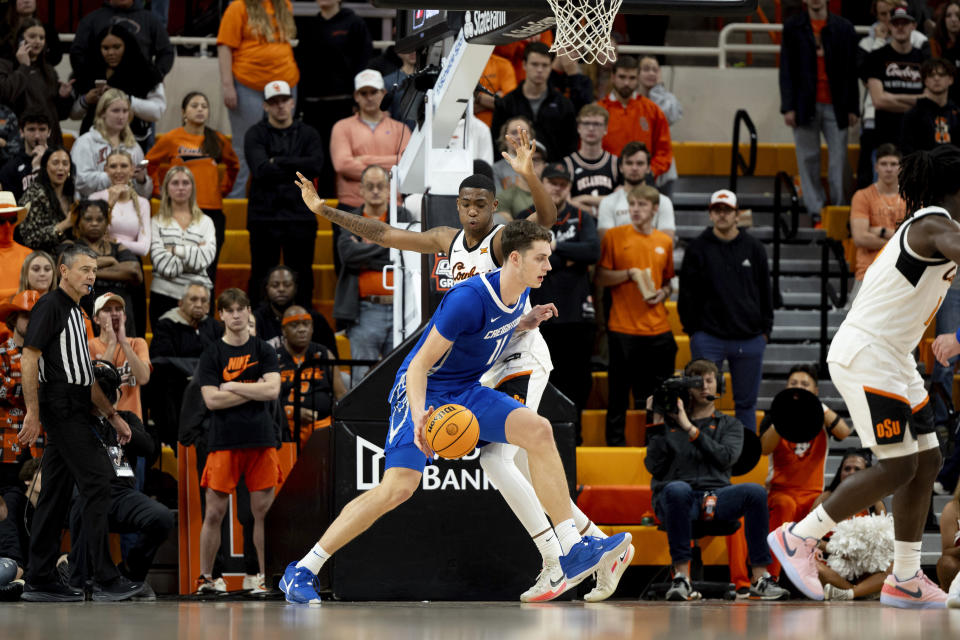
top-left (874, 418), bottom-right (902, 440)
top-left (223, 354), bottom-right (258, 381)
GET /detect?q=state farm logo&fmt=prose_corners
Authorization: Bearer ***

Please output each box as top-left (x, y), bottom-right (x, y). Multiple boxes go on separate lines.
top-left (431, 254), bottom-right (454, 291)
top-left (463, 11), bottom-right (507, 39)
top-left (354, 436), bottom-right (494, 491)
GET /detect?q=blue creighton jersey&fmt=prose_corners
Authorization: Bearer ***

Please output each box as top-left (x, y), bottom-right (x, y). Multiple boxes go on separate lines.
top-left (394, 269), bottom-right (529, 393)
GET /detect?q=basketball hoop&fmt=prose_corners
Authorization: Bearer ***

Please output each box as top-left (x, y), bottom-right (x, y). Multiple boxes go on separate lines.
top-left (546, 0), bottom-right (622, 65)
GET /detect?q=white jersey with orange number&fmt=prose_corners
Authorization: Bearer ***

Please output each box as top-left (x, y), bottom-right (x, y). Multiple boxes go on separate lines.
top-left (829, 207), bottom-right (959, 364)
top-left (445, 226), bottom-right (554, 392)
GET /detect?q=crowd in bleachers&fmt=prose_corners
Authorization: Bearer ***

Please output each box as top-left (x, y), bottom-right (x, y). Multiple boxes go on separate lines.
top-left (0, 0), bottom-right (960, 603)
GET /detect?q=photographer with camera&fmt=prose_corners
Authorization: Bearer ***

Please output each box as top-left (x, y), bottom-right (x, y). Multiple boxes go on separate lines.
top-left (645, 359), bottom-right (788, 602)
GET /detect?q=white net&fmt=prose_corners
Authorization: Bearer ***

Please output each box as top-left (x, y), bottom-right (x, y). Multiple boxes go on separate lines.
top-left (545, 0), bottom-right (623, 65)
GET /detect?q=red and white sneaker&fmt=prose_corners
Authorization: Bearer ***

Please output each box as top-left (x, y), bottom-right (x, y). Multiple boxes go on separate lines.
top-left (880, 571), bottom-right (947, 609)
top-left (520, 561), bottom-right (578, 603)
top-left (766, 523), bottom-right (823, 601)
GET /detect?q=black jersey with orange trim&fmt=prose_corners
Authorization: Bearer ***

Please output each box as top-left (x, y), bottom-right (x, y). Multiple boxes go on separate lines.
top-left (277, 342), bottom-right (335, 438)
top-left (563, 151), bottom-right (619, 198)
top-left (195, 336), bottom-right (280, 451)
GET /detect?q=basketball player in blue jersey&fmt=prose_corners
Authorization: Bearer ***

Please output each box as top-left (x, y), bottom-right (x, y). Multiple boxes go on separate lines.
top-left (771, 145), bottom-right (960, 609)
top-left (294, 129), bottom-right (633, 604)
top-left (278, 220), bottom-right (631, 603)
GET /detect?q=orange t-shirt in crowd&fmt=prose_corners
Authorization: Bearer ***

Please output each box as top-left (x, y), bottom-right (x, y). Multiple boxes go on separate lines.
top-left (810, 20), bottom-right (832, 105)
top-left (770, 429), bottom-right (827, 493)
top-left (599, 224), bottom-right (674, 336)
top-left (476, 54), bottom-right (518, 127)
top-left (0, 242), bottom-right (32, 300)
top-left (88, 337), bottom-right (151, 420)
top-left (217, 0), bottom-right (300, 91)
top-left (356, 211), bottom-right (393, 297)
top-left (599, 93), bottom-right (674, 177)
top-left (145, 128), bottom-right (240, 209)
top-left (850, 183), bottom-right (907, 280)
top-left (494, 32), bottom-right (554, 83)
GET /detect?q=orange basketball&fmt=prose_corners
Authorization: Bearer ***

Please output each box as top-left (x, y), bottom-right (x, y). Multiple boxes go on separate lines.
top-left (425, 404), bottom-right (479, 459)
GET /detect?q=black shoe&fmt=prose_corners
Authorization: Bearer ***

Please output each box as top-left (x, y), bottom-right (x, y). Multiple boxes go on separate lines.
top-left (21, 581), bottom-right (85, 602)
top-left (0, 579), bottom-right (24, 601)
top-left (91, 575), bottom-right (144, 602)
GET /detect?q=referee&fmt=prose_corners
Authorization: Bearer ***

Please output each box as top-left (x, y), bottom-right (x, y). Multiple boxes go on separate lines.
top-left (17, 245), bottom-right (143, 602)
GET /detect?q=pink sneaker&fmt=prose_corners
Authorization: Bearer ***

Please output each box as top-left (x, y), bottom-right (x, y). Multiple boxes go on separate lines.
top-left (880, 571), bottom-right (947, 609)
top-left (766, 523), bottom-right (823, 601)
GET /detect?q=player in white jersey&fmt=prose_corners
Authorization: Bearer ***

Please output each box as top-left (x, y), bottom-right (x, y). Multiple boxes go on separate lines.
top-left (769, 145), bottom-right (960, 609)
top-left (294, 129), bottom-right (632, 602)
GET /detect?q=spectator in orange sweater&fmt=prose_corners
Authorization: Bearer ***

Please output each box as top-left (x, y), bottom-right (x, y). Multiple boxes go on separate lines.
top-left (146, 91), bottom-right (239, 281)
top-left (0, 192), bottom-right (30, 300)
top-left (329, 70), bottom-right (411, 209)
top-left (599, 55), bottom-right (673, 179)
top-left (475, 53), bottom-right (517, 128)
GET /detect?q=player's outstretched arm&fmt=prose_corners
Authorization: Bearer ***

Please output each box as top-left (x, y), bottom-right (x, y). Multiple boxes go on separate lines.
top-left (501, 129), bottom-right (556, 230)
top-left (294, 172), bottom-right (456, 254)
top-left (406, 326), bottom-right (455, 457)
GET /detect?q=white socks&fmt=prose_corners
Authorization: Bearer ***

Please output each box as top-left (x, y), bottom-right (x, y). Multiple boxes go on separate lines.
top-left (892, 540), bottom-right (922, 581)
top-left (572, 503), bottom-right (606, 539)
top-left (555, 519), bottom-right (581, 555)
top-left (791, 504), bottom-right (837, 540)
top-left (296, 543), bottom-right (330, 575)
top-left (534, 530), bottom-right (562, 563)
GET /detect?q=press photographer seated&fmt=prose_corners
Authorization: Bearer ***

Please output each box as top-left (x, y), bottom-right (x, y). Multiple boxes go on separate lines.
top-left (645, 359), bottom-right (788, 602)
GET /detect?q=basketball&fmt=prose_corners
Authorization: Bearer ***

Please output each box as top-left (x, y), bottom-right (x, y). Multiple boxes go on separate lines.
top-left (425, 404), bottom-right (479, 459)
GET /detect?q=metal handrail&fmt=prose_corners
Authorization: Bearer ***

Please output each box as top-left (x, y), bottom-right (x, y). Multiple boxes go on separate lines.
top-left (729, 109), bottom-right (757, 194)
top-left (817, 238), bottom-right (850, 376)
top-left (771, 171), bottom-right (800, 308)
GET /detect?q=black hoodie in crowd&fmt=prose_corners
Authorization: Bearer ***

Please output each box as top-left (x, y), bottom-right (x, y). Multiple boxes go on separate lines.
top-left (678, 227), bottom-right (773, 340)
top-left (900, 97), bottom-right (960, 155)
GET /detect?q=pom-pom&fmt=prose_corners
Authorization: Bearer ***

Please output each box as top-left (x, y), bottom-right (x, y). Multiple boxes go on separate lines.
top-left (825, 514), bottom-right (894, 581)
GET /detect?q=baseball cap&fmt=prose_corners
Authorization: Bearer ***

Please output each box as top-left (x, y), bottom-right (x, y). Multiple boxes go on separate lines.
top-left (93, 292), bottom-right (125, 316)
top-left (0, 289), bottom-right (40, 323)
top-left (890, 7), bottom-right (916, 22)
top-left (541, 162), bottom-right (571, 182)
top-left (354, 69), bottom-right (385, 92)
top-left (709, 189), bottom-right (738, 209)
top-left (263, 80), bottom-right (292, 101)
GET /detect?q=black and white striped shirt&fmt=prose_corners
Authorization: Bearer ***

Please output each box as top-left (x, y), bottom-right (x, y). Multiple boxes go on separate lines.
top-left (23, 289), bottom-right (94, 386)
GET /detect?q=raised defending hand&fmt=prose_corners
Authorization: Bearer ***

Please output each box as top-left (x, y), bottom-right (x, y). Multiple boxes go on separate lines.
top-left (502, 127), bottom-right (537, 177)
top-left (933, 332), bottom-right (960, 367)
top-left (413, 405), bottom-right (436, 458)
top-left (295, 171), bottom-right (326, 214)
top-left (517, 303), bottom-right (558, 331)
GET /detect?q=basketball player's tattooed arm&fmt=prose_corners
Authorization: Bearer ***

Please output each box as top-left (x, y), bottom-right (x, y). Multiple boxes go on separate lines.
top-left (295, 171), bottom-right (456, 253)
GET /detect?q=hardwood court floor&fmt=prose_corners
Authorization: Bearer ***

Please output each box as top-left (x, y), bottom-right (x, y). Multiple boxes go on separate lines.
top-left (5, 599), bottom-right (960, 640)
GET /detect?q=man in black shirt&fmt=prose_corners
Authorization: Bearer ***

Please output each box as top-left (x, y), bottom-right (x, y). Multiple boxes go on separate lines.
top-left (194, 288), bottom-right (281, 594)
top-left (859, 7), bottom-right (928, 186)
top-left (252, 265), bottom-right (337, 355)
top-left (678, 190), bottom-right (773, 434)
top-left (563, 104), bottom-right (619, 217)
top-left (18, 244), bottom-right (142, 601)
top-left (0, 111), bottom-right (51, 201)
top-left (528, 162), bottom-right (601, 419)
top-left (900, 57), bottom-right (960, 153)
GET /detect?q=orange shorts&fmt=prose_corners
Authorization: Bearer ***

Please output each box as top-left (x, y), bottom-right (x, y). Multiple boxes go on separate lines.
top-left (201, 447), bottom-right (283, 493)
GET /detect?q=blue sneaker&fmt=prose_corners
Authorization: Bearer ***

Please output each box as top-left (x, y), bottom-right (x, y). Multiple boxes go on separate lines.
top-left (559, 533), bottom-right (631, 585)
top-left (278, 562), bottom-right (322, 604)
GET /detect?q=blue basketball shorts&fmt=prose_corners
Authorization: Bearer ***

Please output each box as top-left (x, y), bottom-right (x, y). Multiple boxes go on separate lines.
top-left (383, 375), bottom-right (526, 472)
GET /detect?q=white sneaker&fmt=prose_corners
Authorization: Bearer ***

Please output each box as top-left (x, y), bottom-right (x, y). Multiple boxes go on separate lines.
top-left (948, 572), bottom-right (960, 609)
top-left (583, 543), bottom-right (634, 602)
top-left (247, 574), bottom-right (268, 594)
top-left (823, 583), bottom-right (853, 601)
top-left (520, 562), bottom-right (577, 603)
top-left (212, 577), bottom-right (227, 592)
